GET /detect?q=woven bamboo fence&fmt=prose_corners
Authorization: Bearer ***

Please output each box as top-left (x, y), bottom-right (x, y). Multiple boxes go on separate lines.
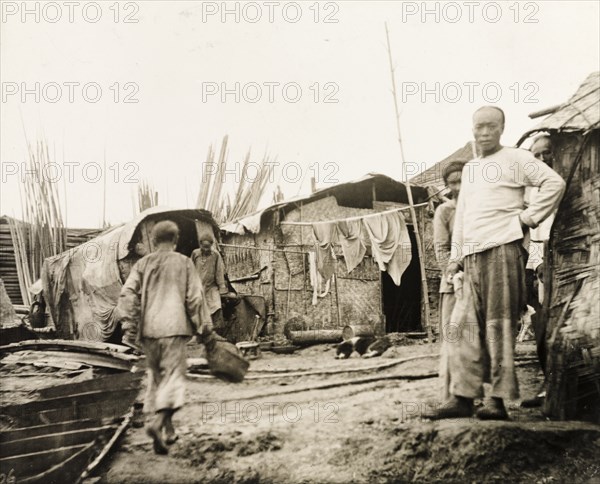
top-left (544, 131), bottom-right (600, 423)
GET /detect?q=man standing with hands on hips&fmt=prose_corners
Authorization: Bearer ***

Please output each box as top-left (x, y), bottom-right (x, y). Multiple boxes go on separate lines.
top-left (426, 106), bottom-right (565, 420)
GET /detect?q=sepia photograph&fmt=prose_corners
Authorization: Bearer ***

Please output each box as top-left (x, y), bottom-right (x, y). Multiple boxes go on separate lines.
top-left (1, 1), bottom-right (599, 482)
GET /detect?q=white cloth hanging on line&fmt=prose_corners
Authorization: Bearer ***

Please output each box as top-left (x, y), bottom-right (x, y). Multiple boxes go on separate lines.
top-left (362, 211), bottom-right (412, 286)
top-left (337, 219), bottom-right (368, 273)
top-left (308, 251), bottom-right (332, 306)
top-left (298, 210), bottom-right (415, 286)
top-left (312, 222), bottom-right (337, 281)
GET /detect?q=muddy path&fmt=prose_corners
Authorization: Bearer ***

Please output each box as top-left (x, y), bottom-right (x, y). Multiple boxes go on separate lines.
top-left (98, 343), bottom-right (600, 483)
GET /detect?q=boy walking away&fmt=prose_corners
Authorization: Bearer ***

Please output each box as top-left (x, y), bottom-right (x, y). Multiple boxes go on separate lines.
top-left (119, 220), bottom-right (212, 454)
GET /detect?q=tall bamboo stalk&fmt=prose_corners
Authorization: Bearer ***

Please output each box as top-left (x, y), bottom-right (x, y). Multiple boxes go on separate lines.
top-left (197, 144), bottom-right (215, 209)
top-left (196, 137), bottom-right (276, 225)
top-left (385, 23), bottom-right (433, 344)
top-left (102, 149), bottom-right (107, 228)
top-left (138, 180), bottom-right (159, 212)
top-left (11, 138), bottom-right (67, 305)
top-left (208, 136), bottom-right (228, 216)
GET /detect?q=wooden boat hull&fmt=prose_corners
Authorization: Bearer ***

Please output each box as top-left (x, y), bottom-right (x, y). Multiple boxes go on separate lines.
top-left (0, 339), bottom-right (142, 484)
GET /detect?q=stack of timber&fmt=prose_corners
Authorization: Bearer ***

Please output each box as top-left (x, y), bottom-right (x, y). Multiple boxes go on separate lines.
top-left (0, 216), bottom-right (101, 305)
top-left (0, 218), bottom-right (22, 306)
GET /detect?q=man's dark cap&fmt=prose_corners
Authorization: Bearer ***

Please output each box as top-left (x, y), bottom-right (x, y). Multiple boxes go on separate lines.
top-left (442, 160), bottom-right (467, 184)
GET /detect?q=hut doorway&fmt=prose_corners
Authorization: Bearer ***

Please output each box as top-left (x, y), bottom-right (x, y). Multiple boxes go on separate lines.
top-left (381, 227), bottom-right (422, 333)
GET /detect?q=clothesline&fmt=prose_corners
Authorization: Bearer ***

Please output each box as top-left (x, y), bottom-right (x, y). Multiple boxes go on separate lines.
top-left (221, 205), bottom-right (416, 287)
top-left (219, 243), bottom-right (308, 255)
top-left (279, 202), bottom-right (428, 226)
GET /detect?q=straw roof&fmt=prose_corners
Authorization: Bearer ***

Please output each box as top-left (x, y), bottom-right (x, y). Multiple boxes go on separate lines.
top-left (220, 173), bottom-right (429, 235)
top-left (518, 71), bottom-right (600, 144)
top-left (410, 141), bottom-right (475, 192)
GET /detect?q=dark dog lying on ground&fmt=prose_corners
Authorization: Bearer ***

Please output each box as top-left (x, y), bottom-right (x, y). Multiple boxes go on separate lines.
top-left (335, 336), bottom-right (391, 359)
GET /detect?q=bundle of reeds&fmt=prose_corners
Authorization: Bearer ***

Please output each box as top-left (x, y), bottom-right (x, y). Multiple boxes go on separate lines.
top-left (137, 180), bottom-right (159, 212)
top-left (196, 136), bottom-right (275, 225)
top-left (228, 152), bottom-right (275, 222)
top-left (196, 144), bottom-right (215, 211)
top-left (208, 136), bottom-right (229, 220)
top-left (9, 140), bottom-right (66, 306)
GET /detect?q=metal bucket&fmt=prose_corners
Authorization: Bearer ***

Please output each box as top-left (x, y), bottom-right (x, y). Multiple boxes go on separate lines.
top-left (236, 341), bottom-right (261, 359)
top-left (206, 339), bottom-right (250, 383)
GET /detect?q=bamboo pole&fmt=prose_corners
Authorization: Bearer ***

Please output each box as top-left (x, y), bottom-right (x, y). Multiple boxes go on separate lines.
top-left (471, 140), bottom-right (478, 159)
top-left (220, 243), bottom-right (308, 255)
top-left (385, 23), bottom-right (433, 345)
top-left (10, 137), bottom-right (66, 304)
top-left (300, 202), bottom-right (308, 315)
top-left (378, 269), bottom-right (386, 333)
top-left (373, 183), bottom-right (386, 332)
top-left (197, 144), bottom-right (214, 209)
top-left (334, 264), bottom-right (342, 327)
top-left (283, 249), bottom-right (293, 322)
top-left (208, 136), bottom-right (228, 215)
top-left (62, 144), bottom-right (67, 230)
top-left (102, 148), bottom-right (107, 228)
top-left (230, 149), bottom-right (251, 220)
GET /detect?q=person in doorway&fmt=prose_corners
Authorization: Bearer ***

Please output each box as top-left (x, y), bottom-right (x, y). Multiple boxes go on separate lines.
top-left (118, 221), bottom-right (212, 454)
top-left (191, 236), bottom-right (230, 333)
top-left (521, 134), bottom-right (559, 408)
top-left (433, 159), bottom-right (467, 400)
top-left (426, 106), bottom-right (565, 420)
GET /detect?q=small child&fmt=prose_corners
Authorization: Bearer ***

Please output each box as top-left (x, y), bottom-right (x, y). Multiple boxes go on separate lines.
top-left (118, 220), bottom-right (212, 454)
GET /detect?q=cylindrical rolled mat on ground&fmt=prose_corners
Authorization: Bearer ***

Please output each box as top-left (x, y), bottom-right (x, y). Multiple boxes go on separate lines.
top-left (342, 325), bottom-right (375, 340)
top-left (287, 329), bottom-right (343, 346)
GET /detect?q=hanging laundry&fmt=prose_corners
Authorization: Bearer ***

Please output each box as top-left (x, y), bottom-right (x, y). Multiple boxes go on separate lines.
top-left (362, 211), bottom-right (412, 286)
top-left (337, 219), bottom-right (367, 273)
top-left (308, 251), bottom-right (332, 306)
top-left (312, 222), bottom-right (337, 281)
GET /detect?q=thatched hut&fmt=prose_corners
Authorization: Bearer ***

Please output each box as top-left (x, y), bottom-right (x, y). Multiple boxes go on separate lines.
top-left (410, 141), bottom-right (476, 194)
top-left (517, 71), bottom-right (600, 423)
top-left (220, 173), bottom-right (438, 336)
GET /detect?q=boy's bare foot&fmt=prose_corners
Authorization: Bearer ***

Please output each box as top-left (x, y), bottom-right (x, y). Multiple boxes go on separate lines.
top-left (164, 418), bottom-right (178, 445)
top-left (146, 423), bottom-right (169, 454)
top-left (165, 432), bottom-right (179, 445)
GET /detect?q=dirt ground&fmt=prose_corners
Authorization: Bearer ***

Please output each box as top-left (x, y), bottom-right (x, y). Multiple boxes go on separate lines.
top-left (97, 341), bottom-right (600, 483)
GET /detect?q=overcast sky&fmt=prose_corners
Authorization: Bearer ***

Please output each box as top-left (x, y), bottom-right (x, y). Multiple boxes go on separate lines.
top-left (1, 0), bottom-right (599, 228)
